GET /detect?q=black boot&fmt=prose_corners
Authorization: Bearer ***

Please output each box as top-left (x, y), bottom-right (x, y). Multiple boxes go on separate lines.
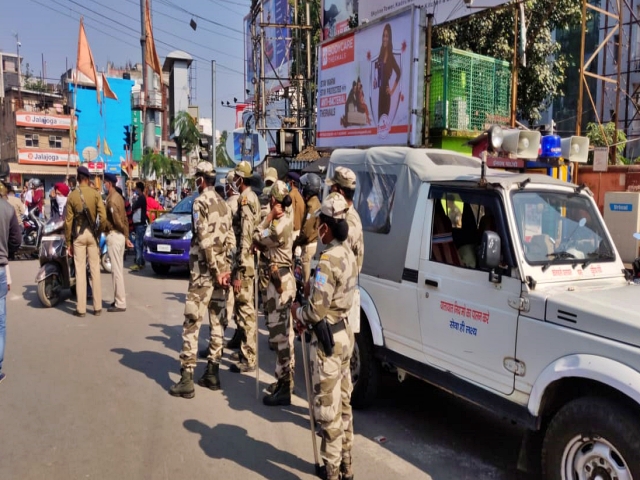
top-left (317, 463), bottom-right (340, 480)
top-left (266, 378), bottom-right (294, 394)
top-left (225, 328), bottom-right (244, 350)
top-left (197, 361), bottom-right (221, 390)
top-left (262, 378), bottom-right (291, 406)
top-left (340, 453), bottom-right (354, 480)
top-left (169, 368), bottom-right (195, 399)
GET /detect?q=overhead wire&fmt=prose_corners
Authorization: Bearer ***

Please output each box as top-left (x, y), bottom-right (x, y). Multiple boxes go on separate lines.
top-left (154, 0), bottom-right (243, 34)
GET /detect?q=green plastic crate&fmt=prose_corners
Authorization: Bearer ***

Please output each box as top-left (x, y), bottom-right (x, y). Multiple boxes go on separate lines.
top-left (429, 47), bottom-right (512, 132)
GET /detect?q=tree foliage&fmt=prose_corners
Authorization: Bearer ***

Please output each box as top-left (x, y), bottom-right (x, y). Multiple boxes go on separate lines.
top-left (434, 0), bottom-right (583, 124)
top-left (585, 122), bottom-right (628, 164)
top-left (139, 150), bottom-right (184, 180)
top-left (215, 130), bottom-right (234, 167)
top-left (172, 111), bottom-right (200, 158)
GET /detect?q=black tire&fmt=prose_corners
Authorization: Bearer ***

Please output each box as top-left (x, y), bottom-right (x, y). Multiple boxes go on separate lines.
top-left (151, 263), bottom-right (171, 275)
top-left (350, 315), bottom-right (380, 409)
top-left (542, 396), bottom-right (640, 480)
top-left (37, 276), bottom-right (61, 308)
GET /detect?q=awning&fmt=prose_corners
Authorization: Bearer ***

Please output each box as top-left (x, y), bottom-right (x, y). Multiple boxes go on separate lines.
top-left (8, 163), bottom-right (75, 176)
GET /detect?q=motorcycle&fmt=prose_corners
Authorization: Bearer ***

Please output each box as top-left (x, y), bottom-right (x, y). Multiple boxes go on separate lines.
top-left (35, 218), bottom-right (75, 308)
top-left (99, 232), bottom-right (112, 273)
top-left (14, 208), bottom-right (45, 259)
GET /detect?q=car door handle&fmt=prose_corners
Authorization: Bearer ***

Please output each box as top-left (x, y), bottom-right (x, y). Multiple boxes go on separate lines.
top-left (424, 278), bottom-right (439, 288)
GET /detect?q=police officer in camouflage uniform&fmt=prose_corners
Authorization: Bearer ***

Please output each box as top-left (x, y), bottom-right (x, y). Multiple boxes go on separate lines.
top-left (294, 173), bottom-right (322, 283)
top-left (169, 162), bottom-right (232, 399)
top-left (228, 161), bottom-right (261, 373)
top-left (291, 193), bottom-right (358, 480)
top-left (253, 180), bottom-right (296, 406)
top-left (324, 167), bottom-right (364, 479)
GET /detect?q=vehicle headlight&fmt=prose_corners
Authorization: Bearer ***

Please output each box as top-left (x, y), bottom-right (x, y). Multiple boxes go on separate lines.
top-left (145, 225), bottom-right (152, 238)
top-left (183, 230), bottom-right (193, 240)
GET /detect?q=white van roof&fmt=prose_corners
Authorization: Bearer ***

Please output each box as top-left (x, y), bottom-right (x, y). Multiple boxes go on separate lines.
top-left (329, 147), bottom-right (569, 188)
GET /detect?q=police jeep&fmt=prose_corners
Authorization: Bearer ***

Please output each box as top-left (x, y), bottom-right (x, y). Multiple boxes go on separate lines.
top-left (334, 146), bottom-right (640, 479)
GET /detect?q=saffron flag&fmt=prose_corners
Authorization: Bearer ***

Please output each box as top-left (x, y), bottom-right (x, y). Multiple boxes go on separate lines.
top-left (102, 73), bottom-right (118, 101)
top-left (76, 17), bottom-right (100, 104)
top-left (104, 137), bottom-right (113, 157)
top-left (145, 0), bottom-right (163, 86)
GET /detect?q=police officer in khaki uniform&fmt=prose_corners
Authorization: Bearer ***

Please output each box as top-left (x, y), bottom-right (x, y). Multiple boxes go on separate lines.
top-left (228, 161), bottom-right (261, 373)
top-left (253, 180), bottom-right (296, 406)
top-left (64, 166), bottom-right (107, 317)
top-left (291, 193), bottom-right (358, 480)
top-left (169, 162), bottom-right (232, 399)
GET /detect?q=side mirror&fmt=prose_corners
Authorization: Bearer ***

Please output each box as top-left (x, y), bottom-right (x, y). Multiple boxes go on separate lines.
top-left (478, 231), bottom-right (501, 270)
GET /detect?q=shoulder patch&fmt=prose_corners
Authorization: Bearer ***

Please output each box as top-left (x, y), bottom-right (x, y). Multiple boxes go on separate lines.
top-left (314, 271), bottom-right (328, 290)
top-left (241, 196), bottom-right (248, 206)
top-left (320, 254), bottom-right (330, 261)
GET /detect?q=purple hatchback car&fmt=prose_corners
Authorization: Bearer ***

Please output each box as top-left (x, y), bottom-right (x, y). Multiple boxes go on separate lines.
top-left (143, 194), bottom-right (197, 275)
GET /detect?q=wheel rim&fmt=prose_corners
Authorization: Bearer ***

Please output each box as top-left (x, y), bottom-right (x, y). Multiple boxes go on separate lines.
top-left (103, 254), bottom-right (111, 270)
top-left (562, 434), bottom-right (632, 480)
top-left (350, 341), bottom-right (361, 387)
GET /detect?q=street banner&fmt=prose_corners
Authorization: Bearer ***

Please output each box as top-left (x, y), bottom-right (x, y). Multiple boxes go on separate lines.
top-left (359, 0), bottom-right (510, 26)
top-left (316, 8), bottom-right (423, 148)
top-left (16, 112), bottom-right (76, 130)
top-left (18, 149), bottom-right (79, 166)
top-left (322, 0), bottom-right (356, 40)
top-left (225, 128), bottom-right (269, 167)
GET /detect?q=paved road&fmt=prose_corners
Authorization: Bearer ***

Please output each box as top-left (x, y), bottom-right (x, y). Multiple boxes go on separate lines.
top-left (0, 259), bottom-right (531, 479)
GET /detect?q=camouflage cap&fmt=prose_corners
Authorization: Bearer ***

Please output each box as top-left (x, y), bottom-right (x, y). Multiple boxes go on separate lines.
top-left (270, 180), bottom-right (289, 202)
top-left (325, 166), bottom-right (356, 189)
top-left (315, 192), bottom-right (349, 220)
top-left (195, 161), bottom-right (215, 177)
top-left (264, 167), bottom-right (278, 184)
top-left (234, 160), bottom-right (252, 179)
top-left (220, 169), bottom-right (235, 185)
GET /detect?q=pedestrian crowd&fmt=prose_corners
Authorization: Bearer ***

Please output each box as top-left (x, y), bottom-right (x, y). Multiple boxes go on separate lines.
top-left (0, 161), bottom-right (364, 480)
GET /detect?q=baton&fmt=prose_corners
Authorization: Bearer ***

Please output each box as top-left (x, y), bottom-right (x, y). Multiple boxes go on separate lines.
top-left (301, 328), bottom-right (321, 475)
top-left (254, 254), bottom-right (260, 399)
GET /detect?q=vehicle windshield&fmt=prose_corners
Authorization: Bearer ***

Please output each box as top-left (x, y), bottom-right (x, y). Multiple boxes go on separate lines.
top-left (171, 194), bottom-right (198, 214)
top-left (511, 191), bottom-right (615, 268)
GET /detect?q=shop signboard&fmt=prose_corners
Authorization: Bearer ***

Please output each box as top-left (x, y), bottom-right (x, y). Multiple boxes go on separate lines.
top-left (16, 111), bottom-right (76, 130)
top-left (18, 149), bottom-right (79, 166)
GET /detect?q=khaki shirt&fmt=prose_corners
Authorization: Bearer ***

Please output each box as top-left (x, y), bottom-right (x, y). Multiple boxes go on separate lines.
top-left (296, 195), bottom-right (321, 247)
top-left (253, 206), bottom-right (294, 268)
top-left (189, 187), bottom-right (232, 285)
top-left (289, 186), bottom-right (305, 232)
top-left (105, 189), bottom-right (129, 237)
top-left (64, 184), bottom-right (107, 244)
top-left (233, 188), bottom-right (260, 280)
top-left (346, 205), bottom-right (364, 272)
top-left (301, 239), bottom-right (357, 326)
top-left (7, 195), bottom-right (24, 222)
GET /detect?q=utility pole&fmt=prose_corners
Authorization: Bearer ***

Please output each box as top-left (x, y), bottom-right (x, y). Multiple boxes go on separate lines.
top-left (140, 0), bottom-right (156, 150)
top-left (211, 60), bottom-right (216, 167)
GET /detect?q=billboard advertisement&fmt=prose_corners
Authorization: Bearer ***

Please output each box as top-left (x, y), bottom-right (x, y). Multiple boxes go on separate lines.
top-left (244, 0), bottom-right (292, 97)
top-left (359, 0), bottom-right (510, 26)
top-left (322, 0), bottom-right (356, 40)
top-left (225, 128), bottom-right (269, 167)
top-left (316, 8), bottom-right (423, 148)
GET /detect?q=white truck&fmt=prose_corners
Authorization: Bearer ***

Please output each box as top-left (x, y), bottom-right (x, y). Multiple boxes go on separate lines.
top-left (331, 147), bottom-right (640, 479)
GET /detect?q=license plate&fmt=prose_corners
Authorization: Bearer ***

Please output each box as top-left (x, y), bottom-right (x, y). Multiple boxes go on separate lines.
top-left (157, 244), bottom-right (171, 252)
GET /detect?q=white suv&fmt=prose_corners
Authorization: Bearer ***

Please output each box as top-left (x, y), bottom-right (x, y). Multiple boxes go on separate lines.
top-left (332, 147), bottom-right (640, 479)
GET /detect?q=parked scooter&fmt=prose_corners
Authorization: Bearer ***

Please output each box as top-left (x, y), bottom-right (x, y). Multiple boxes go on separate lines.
top-left (35, 218), bottom-right (75, 308)
top-left (99, 232), bottom-right (112, 273)
top-left (14, 208), bottom-right (45, 259)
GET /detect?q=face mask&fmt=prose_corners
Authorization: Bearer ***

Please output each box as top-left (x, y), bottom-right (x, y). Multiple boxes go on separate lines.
top-left (318, 224), bottom-right (328, 246)
top-left (103, 185), bottom-right (109, 195)
top-left (196, 177), bottom-right (204, 192)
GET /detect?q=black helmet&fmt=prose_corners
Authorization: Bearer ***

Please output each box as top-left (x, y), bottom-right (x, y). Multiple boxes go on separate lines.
top-left (300, 173), bottom-right (321, 198)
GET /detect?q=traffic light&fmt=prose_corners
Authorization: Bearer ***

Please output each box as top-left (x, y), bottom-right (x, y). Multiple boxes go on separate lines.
top-left (277, 129), bottom-right (303, 156)
top-left (131, 125), bottom-right (138, 147)
top-left (199, 137), bottom-right (210, 161)
top-left (123, 125), bottom-right (131, 150)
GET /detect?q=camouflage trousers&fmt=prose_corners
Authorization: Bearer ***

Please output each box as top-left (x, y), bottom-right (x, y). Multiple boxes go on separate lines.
top-left (301, 241), bottom-right (317, 283)
top-left (309, 324), bottom-right (355, 471)
top-left (234, 276), bottom-right (256, 366)
top-left (265, 271), bottom-right (295, 380)
top-left (180, 279), bottom-right (226, 371)
top-left (220, 286), bottom-right (235, 330)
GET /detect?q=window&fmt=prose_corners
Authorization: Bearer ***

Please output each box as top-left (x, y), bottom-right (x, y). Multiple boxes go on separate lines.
top-left (354, 172), bottom-right (397, 234)
top-left (49, 135), bottom-right (62, 148)
top-left (429, 188), bottom-right (513, 272)
top-left (25, 134), bottom-right (39, 147)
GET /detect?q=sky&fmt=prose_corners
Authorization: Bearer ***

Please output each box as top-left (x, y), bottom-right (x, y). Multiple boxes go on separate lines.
top-left (0, 0), bottom-right (250, 133)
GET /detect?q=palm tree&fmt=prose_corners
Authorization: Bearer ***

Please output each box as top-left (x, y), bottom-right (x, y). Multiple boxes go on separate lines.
top-left (215, 130), bottom-right (234, 167)
top-left (140, 150), bottom-right (184, 181)
top-left (172, 110), bottom-right (200, 163)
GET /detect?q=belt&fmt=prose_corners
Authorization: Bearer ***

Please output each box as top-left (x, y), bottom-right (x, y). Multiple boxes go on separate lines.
top-left (329, 318), bottom-right (347, 334)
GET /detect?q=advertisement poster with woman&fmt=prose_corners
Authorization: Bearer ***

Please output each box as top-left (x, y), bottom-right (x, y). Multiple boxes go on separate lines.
top-left (316, 8), bottom-right (420, 148)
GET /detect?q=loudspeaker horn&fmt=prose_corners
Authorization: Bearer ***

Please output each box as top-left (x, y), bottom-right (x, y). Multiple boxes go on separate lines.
top-left (561, 136), bottom-right (590, 163)
top-left (500, 130), bottom-right (541, 159)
